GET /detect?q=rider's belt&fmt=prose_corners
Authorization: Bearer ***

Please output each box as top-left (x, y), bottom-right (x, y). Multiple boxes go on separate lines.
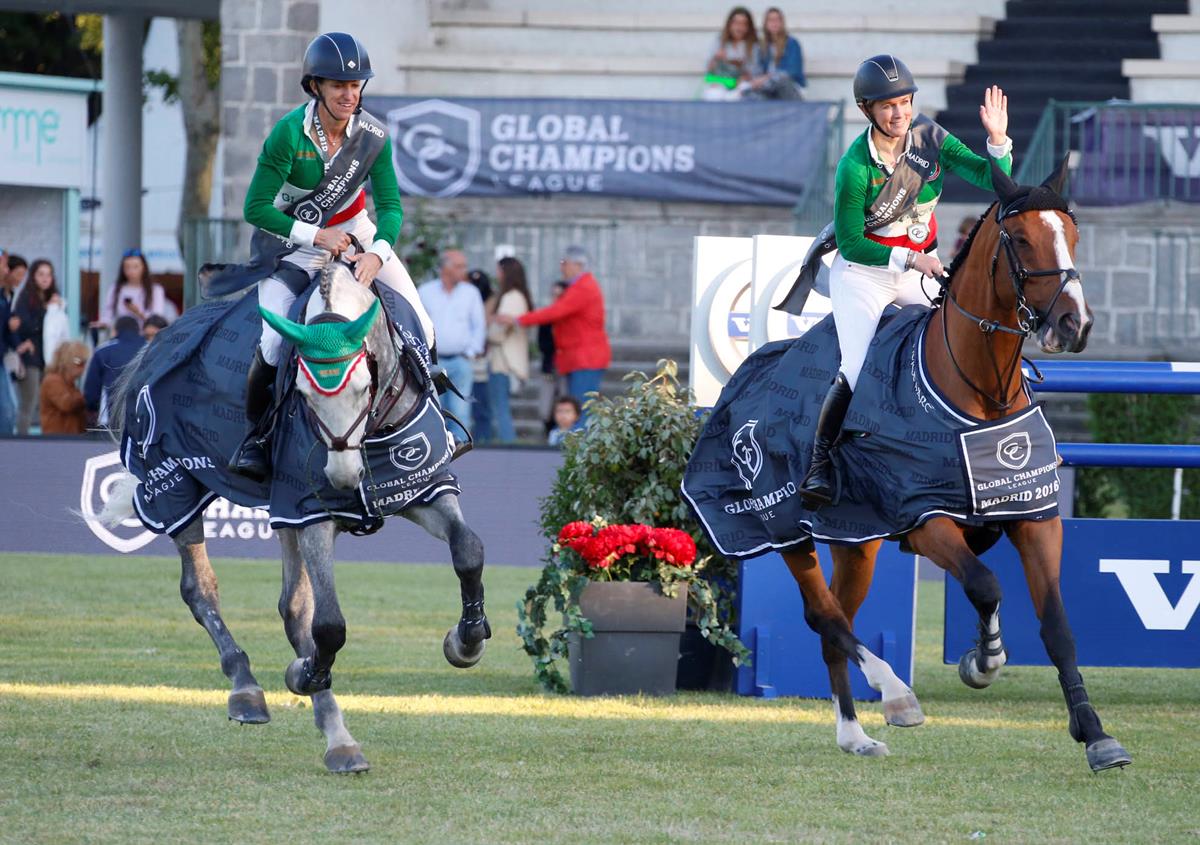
top-left (325, 190), bottom-right (366, 227)
top-left (865, 214), bottom-right (938, 252)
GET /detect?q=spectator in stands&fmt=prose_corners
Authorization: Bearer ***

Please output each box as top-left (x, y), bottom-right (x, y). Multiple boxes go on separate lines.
top-left (703, 7), bottom-right (758, 101)
top-left (10, 259), bottom-right (64, 435)
top-left (499, 245), bottom-right (611, 424)
top-left (419, 249), bottom-right (485, 442)
top-left (548, 395), bottom-right (583, 447)
top-left (468, 268), bottom-right (494, 441)
top-left (99, 248), bottom-right (169, 331)
top-left (142, 314), bottom-right (169, 342)
top-left (486, 256), bottom-right (532, 444)
top-left (952, 216), bottom-right (976, 262)
top-left (746, 8), bottom-right (805, 100)
top-left (40, 340), bottom-right (90, 435)
top-left (84, 315), bottom-right (145, 427)
top-left (536, 280), bottom-right (568, 436)
top-left (0, 250), bottom-right (19, 435)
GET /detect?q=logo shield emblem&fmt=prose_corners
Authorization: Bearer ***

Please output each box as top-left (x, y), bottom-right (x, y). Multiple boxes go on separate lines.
top-left (386, 99), bottom-right (481, 198)
top-left (996, 431), bottom-right (1032, 470)
top-left (80, 450), bottom-right (157, 553)
top-left (731, 420), bottom-right (763, 490)
top-left (390, 433), bottom-right (432, 471)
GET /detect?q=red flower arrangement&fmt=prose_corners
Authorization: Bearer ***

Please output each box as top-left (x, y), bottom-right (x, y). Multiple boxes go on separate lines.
top-left (556, 519), bottom-right (697, 575)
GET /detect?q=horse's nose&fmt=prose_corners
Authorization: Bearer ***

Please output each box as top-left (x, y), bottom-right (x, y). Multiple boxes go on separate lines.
top-left (1058, 309), bottom-right (1092, 353)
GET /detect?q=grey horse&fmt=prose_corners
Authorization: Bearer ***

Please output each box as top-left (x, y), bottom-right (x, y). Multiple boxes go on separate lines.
top-left (101, 263), bottom-right (490, 773)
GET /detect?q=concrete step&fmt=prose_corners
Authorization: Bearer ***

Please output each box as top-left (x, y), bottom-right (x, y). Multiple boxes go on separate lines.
top-left (978, 38), bottom-right (1158, 63)
top-left (1123, 59), bottom-right (1200, 102)
top-left (429, 12), bottom-right (990, 64)
top-left (434, 0), bottom-right (1009, 15)
top-left (397, 52), bottom-right (965, 108)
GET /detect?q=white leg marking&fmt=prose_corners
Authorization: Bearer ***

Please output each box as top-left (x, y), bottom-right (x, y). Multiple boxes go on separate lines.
top-left (833, 695), bottom-right (889, 757)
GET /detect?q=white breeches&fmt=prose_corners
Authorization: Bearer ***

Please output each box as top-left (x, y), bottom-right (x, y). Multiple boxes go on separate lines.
top-left (829, 252), bottom-right (942, 390)
top-left (257, 210), bottom-right (433, 366)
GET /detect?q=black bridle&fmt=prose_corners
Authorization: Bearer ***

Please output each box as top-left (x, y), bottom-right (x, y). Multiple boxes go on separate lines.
top-left (938, 205), bottom-right (1079, 411)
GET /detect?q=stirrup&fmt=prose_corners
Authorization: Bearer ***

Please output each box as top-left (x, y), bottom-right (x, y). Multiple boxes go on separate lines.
top-left (229, 435), bottom-right (272, 483)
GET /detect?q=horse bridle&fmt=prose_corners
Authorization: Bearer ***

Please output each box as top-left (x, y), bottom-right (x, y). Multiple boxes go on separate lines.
top-left (939, 204), bottom-right (1079, 410)
top-left (299, 296), bottom-right (413, 453)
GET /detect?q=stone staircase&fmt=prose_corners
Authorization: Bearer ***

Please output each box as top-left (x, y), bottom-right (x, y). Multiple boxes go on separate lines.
top-left (936, 0), bottom-right (1188, 202)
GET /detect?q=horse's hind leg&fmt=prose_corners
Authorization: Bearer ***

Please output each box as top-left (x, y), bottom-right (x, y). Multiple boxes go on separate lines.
top-left (909, 518), bottom-right (1008, 688)
top-left (829, 542), bottom-right (924, 728)
top-left (173, 516), bottom-right (270, 724)
top-left (1005, 518), bottom-right (1131, 772)
top-left (277, 527), bottom-right (367, 774)
top-left (403, 494), bottom-right (491, 668)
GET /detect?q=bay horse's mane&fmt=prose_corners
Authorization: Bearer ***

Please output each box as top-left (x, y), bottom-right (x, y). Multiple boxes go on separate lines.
top-left (943, 203), bottom-right (998, 288)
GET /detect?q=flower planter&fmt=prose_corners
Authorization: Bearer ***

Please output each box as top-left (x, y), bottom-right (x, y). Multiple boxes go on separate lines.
top-left (568, 581), bottom-right (688, 697)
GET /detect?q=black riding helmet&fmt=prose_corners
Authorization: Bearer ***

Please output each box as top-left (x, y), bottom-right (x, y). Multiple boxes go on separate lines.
top-left (300, 32), bottom-right (374, 110)
top-left (854, 55), bottom-right (918, 138)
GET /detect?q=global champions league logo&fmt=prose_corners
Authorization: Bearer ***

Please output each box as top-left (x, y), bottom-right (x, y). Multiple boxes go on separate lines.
top-left (996, 431), bottom-right (1032, 471)
top-left (387, 99), bottom-right (481, 198)
top-left (80, 451), bottom-right (273, 553)
top-left (731, 420), bottom-right (763, 490)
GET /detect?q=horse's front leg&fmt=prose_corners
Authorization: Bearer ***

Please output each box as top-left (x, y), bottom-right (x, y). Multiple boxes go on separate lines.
top-left (909, 518), bottom-right (1008, 688)
top-left (403, 494), bottom-right (491, 668)
top-left (277, 527), bottom-right (367, 774)
top-left (282, 521), bottom-right (346, 696)
top-left (173, 516), bottom-right (270, 724)
top-left (1005, 518), bottom-right (1131, 772)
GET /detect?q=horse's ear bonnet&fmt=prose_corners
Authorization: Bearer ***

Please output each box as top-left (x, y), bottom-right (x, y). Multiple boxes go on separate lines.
top-left (990, 155), bottom-right (1072, 220)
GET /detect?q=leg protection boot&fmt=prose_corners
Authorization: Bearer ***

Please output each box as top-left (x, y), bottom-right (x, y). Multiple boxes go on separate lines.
top-left (799, 372), bottom-right (854, 508)
top-left (227, 349), bottom-right (278, 483)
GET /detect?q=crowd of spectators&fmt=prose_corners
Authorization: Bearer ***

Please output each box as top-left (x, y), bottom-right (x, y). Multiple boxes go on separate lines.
top-left (703, 6), bottom-right (806, 102)
top-left (0, 246), bottom-right (175, 437)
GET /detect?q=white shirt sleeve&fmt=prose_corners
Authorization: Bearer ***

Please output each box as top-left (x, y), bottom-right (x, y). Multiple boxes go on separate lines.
top-left (987, 136), bottom-right (1014, 159)
top-left (288, 219), bottom-right (320, 248)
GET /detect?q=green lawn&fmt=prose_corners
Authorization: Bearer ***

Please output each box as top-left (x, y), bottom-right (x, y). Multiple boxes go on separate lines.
top-left (1, 552), bottom-right (1197, 844)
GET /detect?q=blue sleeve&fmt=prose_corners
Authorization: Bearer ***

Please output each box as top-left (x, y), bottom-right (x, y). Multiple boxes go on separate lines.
top-left (83, 353), bottom-right (103, 411)
top-left (784, 38), bottom-right (805, 87)
top-left (0, 299), bottom-right (11, 351)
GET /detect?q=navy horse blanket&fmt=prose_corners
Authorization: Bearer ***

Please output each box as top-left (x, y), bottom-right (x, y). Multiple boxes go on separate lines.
top-left (681, 305), bottom-right (1061, 558)
top-left (120, 282), bottom-right (458, 536)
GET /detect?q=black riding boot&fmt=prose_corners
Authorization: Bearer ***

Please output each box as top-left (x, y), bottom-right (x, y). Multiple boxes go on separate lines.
top-left (799, 372), bottom-right (854, 508)
top-left (227, 349), bottom-right (278, 483)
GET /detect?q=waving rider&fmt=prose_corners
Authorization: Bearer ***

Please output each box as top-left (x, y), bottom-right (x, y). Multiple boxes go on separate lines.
top-left (228, 32), bottom-right (436, 481)
top-left (791, 55), bottom-right (1013, 507)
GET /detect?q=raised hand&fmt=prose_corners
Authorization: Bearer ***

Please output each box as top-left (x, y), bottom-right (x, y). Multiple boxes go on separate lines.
top-left (979, 85), bottom-right (1008, 146)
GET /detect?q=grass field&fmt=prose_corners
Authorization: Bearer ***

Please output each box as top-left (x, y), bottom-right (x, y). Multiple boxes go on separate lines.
top-left (2, 552), bottom-right (1198, 844)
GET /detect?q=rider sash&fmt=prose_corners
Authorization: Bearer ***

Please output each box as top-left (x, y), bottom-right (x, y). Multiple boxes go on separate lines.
top-left (201, 110), bottom-right (390, 298)
top-left (776, 115), bottom-right (948, 316)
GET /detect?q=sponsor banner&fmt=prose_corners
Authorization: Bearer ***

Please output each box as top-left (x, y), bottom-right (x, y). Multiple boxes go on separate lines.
top-left (366, 96), bottom-right (831, 205)
top-left (1075, 107), bottom-right (1200, 205)
top-left (0, 83), bottom-right (88, 189)
top-left (1, 438), bottom-right (560, 566)
top-left (945, 518), bottom-right (1200, 668)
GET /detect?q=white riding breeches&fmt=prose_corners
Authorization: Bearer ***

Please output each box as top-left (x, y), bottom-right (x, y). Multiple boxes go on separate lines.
top-left (257, 210), bottom-right (433, 367)
top-left (829, 252), bottom-right (942, 391)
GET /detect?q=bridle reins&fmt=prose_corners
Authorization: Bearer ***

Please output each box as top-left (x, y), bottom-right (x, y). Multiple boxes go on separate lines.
top-left (938, 204), bottom-right (1079, 411)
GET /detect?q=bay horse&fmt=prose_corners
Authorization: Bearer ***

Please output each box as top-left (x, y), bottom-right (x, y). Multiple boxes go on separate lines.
top-left (100, 261), bottom-right (491, 773)
top-left (779, 158), bottom-right (1130, 771)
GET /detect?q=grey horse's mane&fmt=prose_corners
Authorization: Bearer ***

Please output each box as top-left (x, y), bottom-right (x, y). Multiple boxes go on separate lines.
top-left (106, 341), bottom-right (151, 446)
top-left (319, 264), bottom-right (333, 311)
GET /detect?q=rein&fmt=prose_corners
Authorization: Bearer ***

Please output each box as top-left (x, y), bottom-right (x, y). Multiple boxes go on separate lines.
top-left (938, 205), bottom-right (1078, 411)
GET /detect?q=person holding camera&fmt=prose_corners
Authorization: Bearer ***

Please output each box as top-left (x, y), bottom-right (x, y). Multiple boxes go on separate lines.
top-left (98, 248), bottom-right (168, 331)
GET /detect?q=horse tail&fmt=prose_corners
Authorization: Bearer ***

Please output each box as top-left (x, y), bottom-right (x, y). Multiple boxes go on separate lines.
top-left (105, 342), bottom-right (153, 446)
top-left (96, 471), bottom-right (140, 527)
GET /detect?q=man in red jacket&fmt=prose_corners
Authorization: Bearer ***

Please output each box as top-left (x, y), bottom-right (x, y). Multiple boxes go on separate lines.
top-left (498, 245), bottom-right (611, 422)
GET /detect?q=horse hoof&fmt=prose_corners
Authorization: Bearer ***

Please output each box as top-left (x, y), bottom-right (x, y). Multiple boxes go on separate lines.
top-left (227, 686), bottom-right (270, 724)
top-left (1086, 738), bottom-right (1132, 773)
top-left (443, 626), bottom-right (486, 669)
top-left (841, 740), bottom-right (890, 758)
top-left (324, 744), bottom-right (370, 774)
top-left (285, 657), bottom-right (332, 696)
top-left (957, 648), bottom-right (1000, 689)
top-left (883, 691), bottom-right (925, 728)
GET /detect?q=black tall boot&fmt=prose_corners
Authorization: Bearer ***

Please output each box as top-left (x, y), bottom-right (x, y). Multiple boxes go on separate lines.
top-left (799, 372), bottom-right (854, 508)
top-left (227, 349), bottom-right (278, 483)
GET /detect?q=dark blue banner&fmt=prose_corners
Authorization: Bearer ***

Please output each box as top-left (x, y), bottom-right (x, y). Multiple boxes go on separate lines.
top-left (364, 96), bottom-right (832, 206)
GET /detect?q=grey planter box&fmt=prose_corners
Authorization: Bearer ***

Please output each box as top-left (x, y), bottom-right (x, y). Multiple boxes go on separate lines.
top-left (568, 581), bottom-right (688, 697)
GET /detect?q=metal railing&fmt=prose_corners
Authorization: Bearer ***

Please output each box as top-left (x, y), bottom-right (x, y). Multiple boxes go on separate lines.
top-left (793, 100), bottom-right (844, 235)
top-left (182, 217), bottom-right (245, 307)
top-left (1017, 100), bottom-right (1200, 204)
